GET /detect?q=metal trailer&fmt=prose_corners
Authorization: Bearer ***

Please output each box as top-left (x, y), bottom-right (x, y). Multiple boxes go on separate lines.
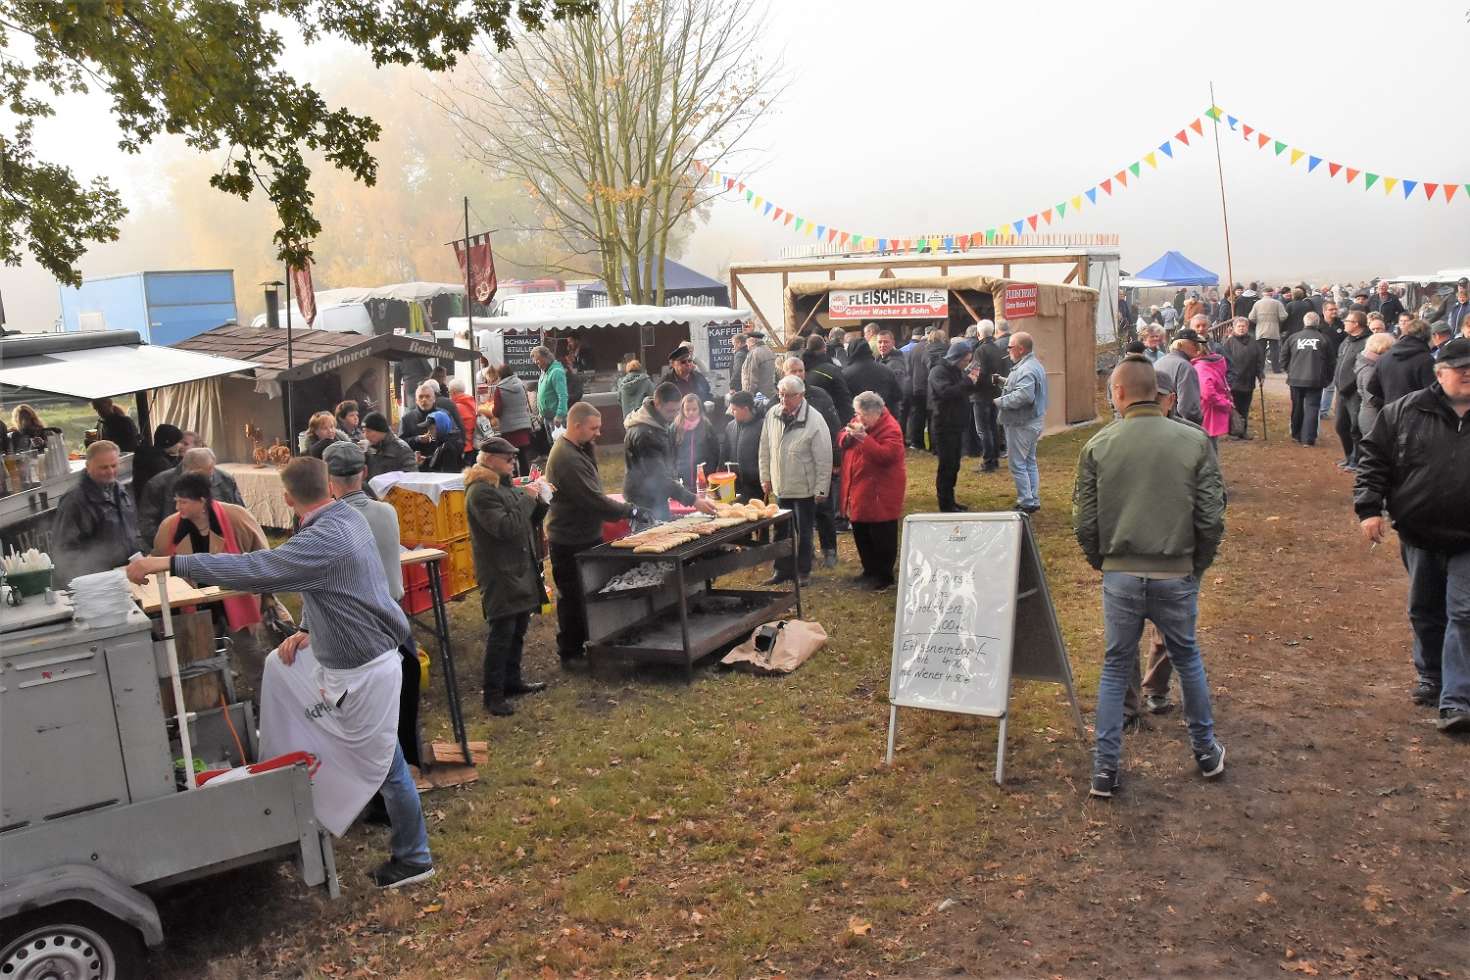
top-left (0, 606), bottom-right (338, 978)
top-left (56, 270), bottom-right (238, 346)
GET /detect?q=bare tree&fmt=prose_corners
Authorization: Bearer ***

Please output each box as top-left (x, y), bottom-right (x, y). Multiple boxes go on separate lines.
top-left (432, 0), bottom-right (780, 304)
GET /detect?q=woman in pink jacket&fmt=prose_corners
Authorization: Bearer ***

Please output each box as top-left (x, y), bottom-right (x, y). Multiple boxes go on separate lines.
top-left (1192, 347), bottom-right (1234, 444)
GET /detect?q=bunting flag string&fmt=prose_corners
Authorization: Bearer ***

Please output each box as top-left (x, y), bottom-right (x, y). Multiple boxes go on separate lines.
top-left (690, 104), bottom-right (1464, 254)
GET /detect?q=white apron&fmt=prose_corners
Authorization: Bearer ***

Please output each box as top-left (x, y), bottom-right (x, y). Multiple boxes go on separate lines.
top-left (258, 644), bottom-right (402, 836)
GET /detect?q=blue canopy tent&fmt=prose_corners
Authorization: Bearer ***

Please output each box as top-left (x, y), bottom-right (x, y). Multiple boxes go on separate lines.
top-left (1132, 251), bottom-right (1218, 286)
top-left (578, 258), bottom-right (731, 308)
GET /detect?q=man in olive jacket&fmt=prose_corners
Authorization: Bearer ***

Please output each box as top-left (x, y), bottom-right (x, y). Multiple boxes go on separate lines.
top-left (1072, 357), bottom-right (1227, 798)
top-left (466, 439), bottom-right (550, 715)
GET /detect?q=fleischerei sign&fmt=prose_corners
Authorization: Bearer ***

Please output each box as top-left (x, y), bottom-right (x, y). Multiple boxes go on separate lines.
top-left (828, 287), bottom-right (948, 320)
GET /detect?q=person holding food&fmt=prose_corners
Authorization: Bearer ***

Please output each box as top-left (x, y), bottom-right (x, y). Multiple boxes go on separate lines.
top-left (838, 391), bottom-right (906, 591)
top-left (758, 375), bottom-right (832, 587)
top-left (623, 382), bottom-right (717, 523)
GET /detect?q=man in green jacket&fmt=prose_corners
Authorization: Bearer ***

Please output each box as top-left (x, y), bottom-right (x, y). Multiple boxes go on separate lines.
top-left (533, 345), bottom-right (569, 426)
top-left (465, 438), bottom-right (551, 715)
top-left (1072, 357), bottom-right (1228, 799)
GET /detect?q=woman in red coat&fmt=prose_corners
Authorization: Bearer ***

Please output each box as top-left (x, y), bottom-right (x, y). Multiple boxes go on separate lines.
top-left (838, 391), bottom-right (907, 590)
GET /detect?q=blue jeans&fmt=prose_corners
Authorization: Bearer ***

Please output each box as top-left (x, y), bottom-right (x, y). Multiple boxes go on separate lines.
top-left (380, 744), bottom-right (432, 866)
top-left (1402, 543), bottom-right (1470, 711)
top-left (775, 496), bottom-right (816, 578)
top-left (1003, 419), bottom-right (1043, 508)
top-left (1094, 572), bottom-right (1217, 771)
top-left (1320, 382), bottom-right (1336, 420)
top-left (973, 399), bottom-right (999, 467)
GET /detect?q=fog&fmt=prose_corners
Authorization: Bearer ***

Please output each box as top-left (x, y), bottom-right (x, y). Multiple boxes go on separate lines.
top-left (3, 0), bottom-right (1466, 331)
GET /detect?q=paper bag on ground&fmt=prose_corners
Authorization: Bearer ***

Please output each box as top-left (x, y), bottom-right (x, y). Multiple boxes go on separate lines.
top-left (721, 619), bottom-right (827, 674)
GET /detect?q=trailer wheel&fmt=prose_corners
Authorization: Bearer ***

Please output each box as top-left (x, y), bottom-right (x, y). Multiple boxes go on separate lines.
top-left (0, 901), bottom-right (144, 980)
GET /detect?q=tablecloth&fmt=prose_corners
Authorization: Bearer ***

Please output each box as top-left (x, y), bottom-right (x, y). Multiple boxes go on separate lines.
top-left (217, 462), bottom-right (294, 530)
top-left (368, 470), bottom-right (464, 503)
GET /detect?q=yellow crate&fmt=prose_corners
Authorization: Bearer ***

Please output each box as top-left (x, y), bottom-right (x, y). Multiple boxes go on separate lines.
top-left (386, 487), bottom-right (468, 546)
top-left (443, 535), bottom-right (476, 598)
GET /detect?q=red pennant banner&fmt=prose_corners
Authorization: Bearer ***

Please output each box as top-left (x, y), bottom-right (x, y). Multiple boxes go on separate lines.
top-left (1242, 124), bottom-right (1254, 138)
top-left (452, 233), bottom-right (498, 305)
top-left (1423, 182), bottom-right (1439, 200)
top-left (1257, 133), bottom-right (1270, 148)
top-left (1345, 168), bottom-right (1360, 183)
top-left (1100, 178), bottom-right (1113, 195)
top-left (1175, 129), bottom-right (1190, 145)
top-left (1445, 185), bottom-right (1460, 203)
top-left (772, 207), bottom-right (783, 221)
top-left (1026, 214), bottom-right (1038, 231)
top-left (1041, 209), bottom-right (1053, 225)
top-left (1328, 162), bottom-right (1342, 178)
top-left (1189, 118), bottom-right (1203, 136)
top-left (1115, 169), bottom-right (1128, 186)
top-left (288, 260), bottom-right (316, 327)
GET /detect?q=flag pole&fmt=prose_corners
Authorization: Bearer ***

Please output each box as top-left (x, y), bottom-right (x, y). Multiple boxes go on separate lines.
top-left (284, 263), bottom-right (296, 455)
top-left (464, 196), bottom-right (476, 363)
top-left (1209, 82), bottom-right (1260, 440)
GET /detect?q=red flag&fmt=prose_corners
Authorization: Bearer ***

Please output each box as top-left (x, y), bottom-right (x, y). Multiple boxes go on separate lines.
top-left (289, 260), bottom-right (316, 327)
top-left (452, 233), bottom-right (498, 306)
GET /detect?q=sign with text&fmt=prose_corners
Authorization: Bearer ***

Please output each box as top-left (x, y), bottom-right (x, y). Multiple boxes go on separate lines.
top-left (1002, 283), bottom-right (1039, 320)
top-left (885, 512), bottom-right (1083, 783)
top-left (828, 287), bottom-right (948, 320)
top-left (502, 330), bottom-right (544, 382)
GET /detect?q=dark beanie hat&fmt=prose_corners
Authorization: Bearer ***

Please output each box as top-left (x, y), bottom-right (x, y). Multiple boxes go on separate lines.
top-left (153, 423), bottom-right (184, 451)
top-left (363, 411), bottom-right (391, 434)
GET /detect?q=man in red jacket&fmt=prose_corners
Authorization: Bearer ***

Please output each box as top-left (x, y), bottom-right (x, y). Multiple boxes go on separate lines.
top-left (838, 390), bottom-right (906, 590)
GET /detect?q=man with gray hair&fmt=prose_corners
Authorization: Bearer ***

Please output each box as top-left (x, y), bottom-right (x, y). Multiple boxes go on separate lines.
top-left (1283, 311), bottom-right (1336, 446)
top-left (138, 445), bottom-right (244, 547)
top-left (971, 320), bottom-right (1007, 473)
top-left (994, 332), bottom-right (1048, 514)
top-left (759, 374), bottom-right (831, 586)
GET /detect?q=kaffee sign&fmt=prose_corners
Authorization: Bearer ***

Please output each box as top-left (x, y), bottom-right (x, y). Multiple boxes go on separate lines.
top-left (829, 287), bottom-right (948, 320)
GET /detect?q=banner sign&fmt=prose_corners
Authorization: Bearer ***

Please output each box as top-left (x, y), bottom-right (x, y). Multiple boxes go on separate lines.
top-left (828, 287), bottom-right (948, 320)
top-left (1002, 283), bottom-right (1039, 320)
top-left (452, 233), bottom-right (499, 305)
top-left (885, 512), bottom-right (1084, 784)
top-left (502, 330), bottom-right (543, 382)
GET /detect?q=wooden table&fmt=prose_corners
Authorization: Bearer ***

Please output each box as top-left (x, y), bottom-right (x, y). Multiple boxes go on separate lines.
top-left (128, 574), bottom-right (248, 615)
top-left (399, 547), bottom-right (472, 768)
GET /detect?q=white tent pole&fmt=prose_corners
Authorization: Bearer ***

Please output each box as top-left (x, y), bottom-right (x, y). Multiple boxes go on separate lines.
top-left (155, 571), bottom-right (197, 790)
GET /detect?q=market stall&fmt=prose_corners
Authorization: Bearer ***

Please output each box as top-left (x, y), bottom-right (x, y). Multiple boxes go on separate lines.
top-left (455, 304), bottom-right (750, 443)
top-left (576, 505), bottom-right (799, 680)
top-left (785, 275), bottom-right (1098, 429)
top-left (163, 324), bottom-right (475, 465)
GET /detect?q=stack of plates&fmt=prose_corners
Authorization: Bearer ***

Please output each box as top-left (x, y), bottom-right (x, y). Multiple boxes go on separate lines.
top-left (68, 569), bottom-right (136, 628)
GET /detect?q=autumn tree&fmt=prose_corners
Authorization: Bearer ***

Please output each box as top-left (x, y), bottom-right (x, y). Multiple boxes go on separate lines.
top-left (433, 0), bottom-right (781, 304)
top-left (0, 0), bottom-right (593, 285)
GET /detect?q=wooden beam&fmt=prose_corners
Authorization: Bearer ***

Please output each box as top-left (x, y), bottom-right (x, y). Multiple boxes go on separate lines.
top-left (1062, 266), bottom-right (1079, 285)
top-left (733, 277), bottom-right (777, 340)
top-left (1002, 263), bottom-right (1011, 278)
top-left (795, 294), bottom-right (826, 337)
top-left (951, 289), bottom-right (982, 326)
top-left (1075, 258), bottom-right (1089, 288)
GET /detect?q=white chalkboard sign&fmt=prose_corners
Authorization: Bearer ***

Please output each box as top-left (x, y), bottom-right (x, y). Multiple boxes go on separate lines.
top-left (885, 512), bottom-right (1083, 784)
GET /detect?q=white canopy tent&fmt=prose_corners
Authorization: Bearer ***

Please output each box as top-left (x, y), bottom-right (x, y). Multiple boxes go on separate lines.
top-left (0, 332), bottom-right (258, 400)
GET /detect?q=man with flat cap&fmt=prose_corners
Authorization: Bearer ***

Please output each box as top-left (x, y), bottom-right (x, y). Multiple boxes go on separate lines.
top-left (464, 437), bottom-right (552, 716)
top-left (662, 343), bottom-right (713, 403)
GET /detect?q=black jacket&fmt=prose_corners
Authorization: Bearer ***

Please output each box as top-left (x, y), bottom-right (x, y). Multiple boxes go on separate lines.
top-left (878, 348), bottom-right (910, 401)
top-left (1283, 327), bottom-right (1336, 389)
top-left (1283, 298), bottom-right (1316, 337)
top-left (803, 351), bottom-right (852, 418)
top-left (1221, 335), bottom-right (1264, 391)
top-left (52, 474), bottom-right (138, 585)
top-left (1353, 384), bottom-right (1470, 554)
top-left (1333, 330), bottom-right (1371, 396)
top-left (400, 398), bottom-right (466, 472)
top-left (803, 382), bottom-right (842, 460)
top-left (1369, 334), bottom-right (1436, 407)
top-left (722, 403), bottom-right (768, 496)
top-left (908, 339), bottom-right (948, 401)
top-left (842, 339), bottom-right (902, 416)
top-left (971, 338), bottom-right (1008, 400)
top-left (97, 411), bottom-right (140, 453)
top-left (623, 398), bottom-right (695, 518)
top-left (1370, 293), bottom-right (1406, 323)
top-left (138, 465), bottom-right (245, 547)
top-left (660, 367), bottom-right (713, 404)
top-left (927, 358), bottom-right (978, 431)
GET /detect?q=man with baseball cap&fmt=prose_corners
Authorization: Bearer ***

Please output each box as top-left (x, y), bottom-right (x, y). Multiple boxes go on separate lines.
top-left (465, 438), bottom-right (551, 716)
top-left (1354, 337), bottom-right (1470, 732)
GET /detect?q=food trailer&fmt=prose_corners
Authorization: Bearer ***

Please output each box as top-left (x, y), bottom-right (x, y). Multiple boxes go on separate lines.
top-left (456, 305), bottom-right (751, 442)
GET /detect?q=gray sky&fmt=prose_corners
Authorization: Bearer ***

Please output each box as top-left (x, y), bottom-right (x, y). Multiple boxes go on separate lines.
top-left (3, 0), bottom-right (1467, 328)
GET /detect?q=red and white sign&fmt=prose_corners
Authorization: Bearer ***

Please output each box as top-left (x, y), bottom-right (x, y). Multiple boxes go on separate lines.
top-left (828, 287), bottom-right (948, 320)
top-left (1002, 283), bottom-right (1039, 320)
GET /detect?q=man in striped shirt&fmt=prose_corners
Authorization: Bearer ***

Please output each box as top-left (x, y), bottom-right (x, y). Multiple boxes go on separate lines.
top-left (128, 457), bottom-right (433, 889)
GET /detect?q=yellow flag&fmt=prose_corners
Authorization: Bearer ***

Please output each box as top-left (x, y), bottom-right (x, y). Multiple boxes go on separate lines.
top-left (1145, 151), bottom-right (1158, 169)
top-left (1071, 195), bottom-right (1083, 211)
top-left (753, 195), bottom-right (763, 208)
top-left (1382, 177), bottom-right (1398, 195)
top-left (1289, 148), bottom-right (1305, 165)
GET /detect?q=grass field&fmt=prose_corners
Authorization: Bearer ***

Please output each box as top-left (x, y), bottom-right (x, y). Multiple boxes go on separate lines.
top-left (157, 415), bottom-right (1113, 978)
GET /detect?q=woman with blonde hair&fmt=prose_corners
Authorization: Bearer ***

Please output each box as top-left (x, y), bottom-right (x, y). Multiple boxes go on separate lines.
top-left (1355, 331), bottom-right (1396, 443)
top-left (305, 410), bottom-right (345, 459)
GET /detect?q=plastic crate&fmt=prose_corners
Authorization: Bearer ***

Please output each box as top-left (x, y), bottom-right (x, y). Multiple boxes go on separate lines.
top-left (400, 561), bottom-right (432, 615)
top-left (386, 487), bottom-right (468, 546)
top-left (443, 535), bottom-right (476, 598)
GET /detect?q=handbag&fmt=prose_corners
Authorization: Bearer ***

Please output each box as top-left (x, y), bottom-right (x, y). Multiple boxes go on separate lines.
top-left (1228, 407), bottom-right (1247, 438)
top-left (721, 619), bottom-right (828, 674)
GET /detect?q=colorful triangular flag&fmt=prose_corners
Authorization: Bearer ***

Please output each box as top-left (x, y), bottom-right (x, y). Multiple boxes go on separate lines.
top-left (1175, 129), bottom-right (1190, 145)
top-left (1423, 182), bottom-right (1439, 200)
top-left (1400, 180), bottom-right (1416, 199)
top-left (761, 201), bottom-right (772, 215)
top-left (985, 228), bottom-right (996, 242)
top-left (783, 212), bottom-right (794, 226)
top-left (851, 234), bottom-right (863, 246)
top-left (1129, 162), bottom-right (1141, 177)
top-left (1381, 177), bottom-right (1397, 195)
top-left (1205, 106), bottom-right (1221, 121)
top-left (1056, 202), bottom-right (1067, 218)
top-left (1026, 215), bottom-right (1038, 231)
top-left (1145, 151), bottom-right (1158, 169)
top-left (816, 225), bottom-right (827, 240)
top-left (1041, 209), bottom-right (1052, 225)
top-left (771, 207), bottom-right (782, 220)
top-left (1289, 148), bottom-right (1304, 165)
top-left (1012, 219), bottom-right (1025, 235)
top-left (1445, 185), bottom-right (1459, 203)
top-left (1307, 156), bottom-right (1322, 173)
top-left (1085, 188), bottom-right (1097, 204)
top-left (1273, 141), bottom-right (1287, 156)
top-left (1071, 195), bottom-right (1083, 211)
top-left (725, 177), bottom-right (735, 190)
top-left (1159, 140), bottom-right (1173, 158)
top-left (1115, 170), bottom-right (1128, 187)
top-left (1257, 133), bottom-right (1270, 148)
top-left (1226, 114), bottom-right (1238, 129)
top-left (738, 182), bottom-right (746, 193)
top-left (1346, 168), bottom-right (1360, 183)
top-left (1100, 178), bottom-right (1113, 195)
top-left (1242, 124), bottom-right (1254, 139)
top-left (1328, 162), bottom-right (1342, 178)
top-left (1189, 118), bottom-right (1203, 136)
top-left (1363, 173), bottom-right (1378, 189)
top-left (744, 189), bottom-right (753, 202)
top-left (794, 217), bottom-right (804, 231)
top-left (838, 232), bottom-right (849, 246)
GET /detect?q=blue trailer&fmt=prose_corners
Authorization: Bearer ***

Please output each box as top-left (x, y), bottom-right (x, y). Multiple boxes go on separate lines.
top-left (57, 270), bottom-right (238, 346)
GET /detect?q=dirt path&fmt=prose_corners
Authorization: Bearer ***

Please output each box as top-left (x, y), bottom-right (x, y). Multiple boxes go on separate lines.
top-left (892, 389), bottom-right (1470, 978)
